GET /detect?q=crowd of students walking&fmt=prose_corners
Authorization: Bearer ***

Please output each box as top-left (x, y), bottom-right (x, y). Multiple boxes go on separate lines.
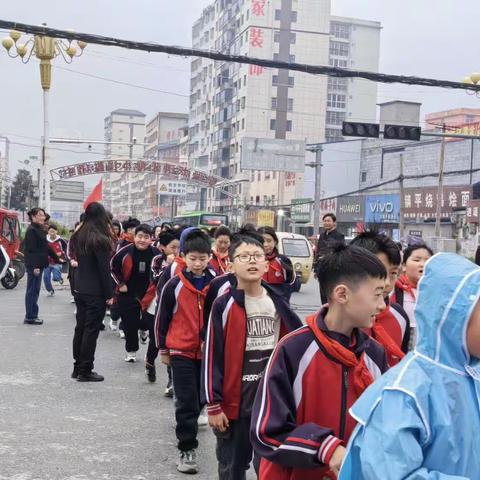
top-left (19, 203), bottom-right (480, 479)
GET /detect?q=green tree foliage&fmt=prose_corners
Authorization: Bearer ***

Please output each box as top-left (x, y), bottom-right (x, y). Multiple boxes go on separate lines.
top-left (10, 169), bottom-right (34, 211)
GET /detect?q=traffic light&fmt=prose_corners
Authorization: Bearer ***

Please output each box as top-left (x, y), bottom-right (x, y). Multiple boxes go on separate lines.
top-left (384, 124), bottom-right (422, 141)
top-left (342, 122), bottom-right (380, 138)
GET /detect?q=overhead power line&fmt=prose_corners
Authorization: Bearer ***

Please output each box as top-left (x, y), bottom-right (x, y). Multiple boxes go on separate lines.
top-left (1, 20), bottom-right (479, 92)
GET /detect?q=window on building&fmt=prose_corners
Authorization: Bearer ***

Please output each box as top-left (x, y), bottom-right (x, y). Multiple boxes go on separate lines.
top-left (330, 41), bottom-right (349, 57)
top-left (286, 120), bottom-right (292, 131)
top-left (274, 9), bottom-right (281, 20)
top-left (273, 171), bottom-right (276, 179)
top-left (325, 128), bottom-right (343, 143)
top-left (327, 94), bottom-right (346, 109)
top-left (326, 110), bottom-right (346, 125)
top-left (271, 97), bottom-right (277, 110)
top-left (287, 98), bottom-right (294, 111)
top-left (361, 171), bottom-right (367, 183)
top-left (242, 118), bottom-right (245, 129)
top-left (270, 119), bottom-right (276, 130)
top-left (241, 96), bottom-right (246, 109)
top-left (331, 22), bottom-right (350, 39)
top-left (274, 31), bottom-right (296, 44)
top-left (272, 75), bottom-right (295, 87)
top-left (257, 172), bottom-right (261, 181)
top-left (291, 11), bottom-right (298, 22)
top-left (328, 77), bottom-right (348, 91)
top-left (329, 58), bottom-right (348, 68)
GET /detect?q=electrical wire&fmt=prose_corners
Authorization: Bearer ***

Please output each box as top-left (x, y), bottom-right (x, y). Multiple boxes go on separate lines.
top-left (1, 20), bottom-right (479, 93)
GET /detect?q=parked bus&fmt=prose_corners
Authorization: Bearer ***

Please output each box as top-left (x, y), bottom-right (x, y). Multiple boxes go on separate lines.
top-left (173, 211), bottom-right (228, 229)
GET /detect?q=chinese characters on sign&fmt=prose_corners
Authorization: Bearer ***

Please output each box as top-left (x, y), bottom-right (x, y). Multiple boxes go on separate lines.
top-left (251, 0), bottom-right (266, 16)
top-left (50, 161), bottom-right (219, 187)
top-left (467, 199), bottom-right (480, 224)
top-left (403, 185), bottom-right (472, 219)
top-left (248, 65), bottom-right (264, 76)
top-left (250, 27), bottom-right (264, 48)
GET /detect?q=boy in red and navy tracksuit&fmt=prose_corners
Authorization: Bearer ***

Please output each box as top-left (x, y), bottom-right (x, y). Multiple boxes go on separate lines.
top-left (155, 229), bottom-right (216, 475)
top-left (110, 224), bottom-right (158, 363)
top-left (202, 234), bottom-right (302, 480)
top-left (250, 245), bottom-right (388, 479)
top-left (350, 231), bottom-right (410, 366)
top-left (43, 224), bottom-right (67, 295)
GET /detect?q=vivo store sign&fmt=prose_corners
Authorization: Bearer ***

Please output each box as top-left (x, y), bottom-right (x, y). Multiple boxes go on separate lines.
top-left (365, 194), bottom-right (400, 224)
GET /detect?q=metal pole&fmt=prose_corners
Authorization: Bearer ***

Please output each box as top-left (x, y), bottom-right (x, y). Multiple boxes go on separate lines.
top-left (399, 153), bottom-right (405, 239)
top-left (313, 146), bottom-right (323, 238)
top-left (42, 88), bottom-right (51, 212)
top-left (434, 126), bottom-right (447, 237)
top-left (470, 138), bottom-right (475, 185)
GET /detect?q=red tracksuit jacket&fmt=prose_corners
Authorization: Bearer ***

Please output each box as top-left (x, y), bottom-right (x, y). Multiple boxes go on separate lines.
top-left (201, 284), bottom-right (303, 420)
top-left (155, 268), bottom-right (216, 359)
top-left (110, 243), bottom-right (157, 311)
top-left (250, 308), bottom-right (387, 480)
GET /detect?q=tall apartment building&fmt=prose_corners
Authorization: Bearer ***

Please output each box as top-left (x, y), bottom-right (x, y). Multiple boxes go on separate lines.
top-left (189, 1), bottom-right (381, 219)
top-left (189, 0), bottom-right (331, 215)
top-left (325, 16), bottom-right (381, 142)
top-left (103, 109), bottom-right (146, 216)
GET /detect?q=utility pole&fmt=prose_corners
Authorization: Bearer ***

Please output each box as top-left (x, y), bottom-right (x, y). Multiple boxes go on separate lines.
top-left (313, 146), bottom-right (323, 238)
top-left (398, 152), bottom-right (405, 239)
top-left (434, 125), bottom-right (447, 237)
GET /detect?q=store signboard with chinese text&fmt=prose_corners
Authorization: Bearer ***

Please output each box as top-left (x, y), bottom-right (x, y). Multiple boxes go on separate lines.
top-left (291, 198), bottom-right (312, 223)
top-left (365, 194), bottom-right (400, 224)
top-left (467, 199), bottom-right (480, 224)
top-left (403, 185), bottom-right (471, 219)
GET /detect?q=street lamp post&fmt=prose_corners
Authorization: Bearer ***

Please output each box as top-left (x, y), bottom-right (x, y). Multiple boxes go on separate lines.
top-left (1, 26), bottom-right (86, 213)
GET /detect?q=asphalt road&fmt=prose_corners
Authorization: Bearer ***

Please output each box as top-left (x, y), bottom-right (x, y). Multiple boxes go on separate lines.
top-left (0, 275), bottom-right (321, 480)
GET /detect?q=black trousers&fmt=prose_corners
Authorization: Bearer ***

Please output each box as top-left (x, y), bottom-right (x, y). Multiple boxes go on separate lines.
top-left (117, 294), bottom-right (148, 352)
top-left (143, 311), bottom-right (159, 365)
top-left (73, 293), bottom-right (106, 374)
top-left (215, 417), bottom-right (253, 480)
top-left (171, 356), bottom-right (202, 452)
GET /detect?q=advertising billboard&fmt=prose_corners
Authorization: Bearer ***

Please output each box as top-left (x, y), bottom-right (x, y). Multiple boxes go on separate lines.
top-left (365, 194), bottom-right (400, 224)
top-left (337, 196), bottom-right (364, 223)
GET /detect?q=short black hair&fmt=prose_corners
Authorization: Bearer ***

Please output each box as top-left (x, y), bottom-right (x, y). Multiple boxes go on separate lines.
top-left (47, 224), bottom-right (58, 231)
top-left (317, 244), bottom-right (387, 300)
top-left (228, 234), bottom-right (265, 261)
top-left (27, 207), bottom-right (45, 221)
top-left (123, 217), bottom-right (140, 231)
top-left (322, 213), bottom-right (336, 222)
top-left (184, 230), bottom-right (211, 255)
top-left (350, 230), bottom-right (401, 266)
top-left (214, 226), bottom-right (232, 240)
top-left (257, 226), bottom-right (278, 244)
top-left (403, 244), bottom-right (433, 263)
top-left (158, 230), bottom-right (179, 247)
top-left (134, 223), bottom-right (152, 236)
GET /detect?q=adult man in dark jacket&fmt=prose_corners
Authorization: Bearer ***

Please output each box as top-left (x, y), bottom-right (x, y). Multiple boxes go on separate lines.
top-left (315, 213), bottom-right (345, 304)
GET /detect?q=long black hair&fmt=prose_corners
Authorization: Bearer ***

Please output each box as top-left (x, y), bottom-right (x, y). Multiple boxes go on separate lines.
top-left (70, 202), bottom-right (115, 256)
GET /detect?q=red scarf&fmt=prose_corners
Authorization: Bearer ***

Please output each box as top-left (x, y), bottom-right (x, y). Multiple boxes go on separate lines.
top-left (212, 249), bottom-right (229, 274)
top-left (371, 312), bottom-right (405, 365)
top-left (396, 274), bottom-right (416, 300)
top-left (306, 314), bottom-right (374, 396)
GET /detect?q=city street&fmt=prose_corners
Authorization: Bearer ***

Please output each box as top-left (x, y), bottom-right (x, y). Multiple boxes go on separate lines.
top-left (0, 276), bottom-right (320, 480)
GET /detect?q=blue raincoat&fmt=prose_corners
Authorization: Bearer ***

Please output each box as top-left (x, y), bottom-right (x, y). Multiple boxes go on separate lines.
top-left (339, 253), bottom-right (480, 480)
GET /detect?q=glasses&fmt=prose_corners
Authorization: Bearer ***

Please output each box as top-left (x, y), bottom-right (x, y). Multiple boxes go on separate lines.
top-left (234, 252), bottom-right (266, 263)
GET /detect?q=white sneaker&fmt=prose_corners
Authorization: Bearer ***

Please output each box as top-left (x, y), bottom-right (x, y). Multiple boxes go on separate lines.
top-left (109, 319), bottom-right (118, 332)
top-left (119, 330), bottom-right (125, 339)
top-left (70, 297), bottom-right (75, 304)
top-left (74, 308), bottom-right (77, 315)
top-left (125, 352), bottom-right (137, 363)
top-left (139, 330), bottom-right (148, 344)
top-left (197, 413), bottom-right (208, 427)
top-left (47, 290), bottom-right (55, 297)
top-left (177, 449), bottom-right (198, 474)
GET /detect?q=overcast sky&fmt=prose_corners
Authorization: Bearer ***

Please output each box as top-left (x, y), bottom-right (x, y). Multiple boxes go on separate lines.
top-left (1, 0), bottom-right (480, 186)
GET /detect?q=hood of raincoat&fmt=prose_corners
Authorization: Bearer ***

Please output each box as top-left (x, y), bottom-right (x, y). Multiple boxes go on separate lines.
top-left (415, 252), bottom-right (480, 370)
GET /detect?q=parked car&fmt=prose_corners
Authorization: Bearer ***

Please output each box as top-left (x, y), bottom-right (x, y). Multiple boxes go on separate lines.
top-left (276, 232), bottom-right (314, 287)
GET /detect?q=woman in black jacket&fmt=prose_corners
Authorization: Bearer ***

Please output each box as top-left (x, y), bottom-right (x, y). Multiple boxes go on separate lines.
top-left (24, 208), bottom-right (54, 325)
top-left (69, 202), bottom-right (115, 382)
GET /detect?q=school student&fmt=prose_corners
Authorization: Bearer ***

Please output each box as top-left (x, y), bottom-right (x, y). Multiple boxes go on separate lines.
top-left (210, 226), bottom-right (232, 275)
top-left (145, 230), bottom-right (180, 385)
top-left (339, 253), bottom-right (480, 479)
top-left (110, 224), bottom-right (158, 363)
top-left (250, 244), bottom-right (388, 479)
top-left (257, 226), bottom-right (296, 299)
top-left (43, 223), bottom-right (67, 296)
top-left (350, 231), bottom-right (410, 365)
top-left (155, 230), bottom-right (216, 474)
top-left (202, 234), bottom-right (302, 480)
top-left (393, 243), bottom-right (433, 350)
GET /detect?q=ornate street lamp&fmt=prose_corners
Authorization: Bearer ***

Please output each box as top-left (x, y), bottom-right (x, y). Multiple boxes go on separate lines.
top-left (462, 73), bottom-right (480, 96)
top-left (1, 25), bottom-right (86, 212)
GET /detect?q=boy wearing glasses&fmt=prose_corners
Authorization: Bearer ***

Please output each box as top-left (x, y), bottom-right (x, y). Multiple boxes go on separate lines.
top-left (202, 234), bottom-right (302, 480)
